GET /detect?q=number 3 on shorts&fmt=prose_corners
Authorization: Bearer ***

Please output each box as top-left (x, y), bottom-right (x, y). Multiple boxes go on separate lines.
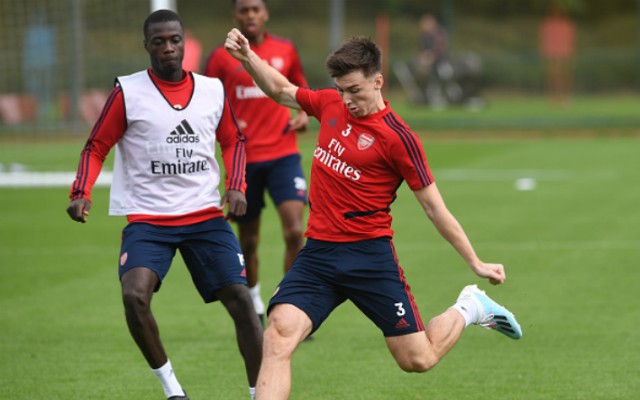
top-left (394, 302), bottom-right (406, 316)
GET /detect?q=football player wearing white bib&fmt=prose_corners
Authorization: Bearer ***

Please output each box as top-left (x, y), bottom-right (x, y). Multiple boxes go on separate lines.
top-left (67, 10), bottom-right (262, 400)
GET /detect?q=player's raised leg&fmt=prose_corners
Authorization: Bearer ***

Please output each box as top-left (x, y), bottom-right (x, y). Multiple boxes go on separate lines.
top-left (386, 308), bottom-right (465, 372)
top-left (256, 304), bottom-right (313, 400)
top-left (387, 285), bottom-right (522, 372)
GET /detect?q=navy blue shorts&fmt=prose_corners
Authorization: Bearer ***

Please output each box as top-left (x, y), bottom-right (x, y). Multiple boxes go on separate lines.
top-left (233, 153), bottom-right (307, 223)
top-left (118, 217), bottom-right (246, 303)
top-left (268, 238), bottom-right (425, 337)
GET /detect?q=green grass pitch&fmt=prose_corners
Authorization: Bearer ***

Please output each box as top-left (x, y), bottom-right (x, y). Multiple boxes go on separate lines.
top-left (1, 132), bottom-right (639, 399)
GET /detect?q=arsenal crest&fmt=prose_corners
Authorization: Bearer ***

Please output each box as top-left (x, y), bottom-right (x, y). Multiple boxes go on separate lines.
top-left (271, 57), bottom-right (285, 71)
top-left (357, 133), bottom-right (375, 150)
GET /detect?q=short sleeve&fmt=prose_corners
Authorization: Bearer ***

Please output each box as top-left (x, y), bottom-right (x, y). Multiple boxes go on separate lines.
top-left (386, 115), bottom-right (435, 190)
top-left (296, 87), bottom-right (341, 120)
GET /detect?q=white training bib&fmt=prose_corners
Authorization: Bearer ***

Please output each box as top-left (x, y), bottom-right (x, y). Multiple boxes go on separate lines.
top-left (109, 70), bottom-right (226, 216)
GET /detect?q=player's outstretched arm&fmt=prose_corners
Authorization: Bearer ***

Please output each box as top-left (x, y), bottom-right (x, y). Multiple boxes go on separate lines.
top-left (225, 28), bottom-right (300, 109)
top-left (413, 184), bottom-right (506, 285)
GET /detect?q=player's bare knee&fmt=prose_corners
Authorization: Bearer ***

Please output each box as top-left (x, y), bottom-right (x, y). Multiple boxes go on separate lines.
top-left (265, 313), bottom-right (295, 339)
top-left (399, 361), bottom-right (434, 373)
top-left (411, 358), bottom-right (436, 373)
top-left (282, 226), bottom-right (303, 249)
top-left (264, 312), bottom-right (302, 349)
top-left (217, 285), bottom-right (253, 313)
top-left (122, 286), bottom-right (151, 312)
top-left (240, 234), bottom-right (259, 255)
top-left (263, 325), bottom-right (298, 359)
top-left (396, 353), bottom-right (437, 373)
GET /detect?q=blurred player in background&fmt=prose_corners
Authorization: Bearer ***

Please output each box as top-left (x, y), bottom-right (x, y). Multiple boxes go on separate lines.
top-left (539, 5), bottom-right (576, 105)
top-left (226, 29), bottom-right (523, 400)
top-left (182, 29), bottom-right (203, 73)
top-left (416, 13), bottom-right (448, 78)
top-left (66, 10), bottom-right (262, 400)
top-left (204, 0), bottom-right (309, 324)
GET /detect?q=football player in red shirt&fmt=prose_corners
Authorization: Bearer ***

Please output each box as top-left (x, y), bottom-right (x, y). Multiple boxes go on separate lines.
top-left (226, 29), bottom-right (523, 399)
top-left (204, 0), bottom-right (309, 323)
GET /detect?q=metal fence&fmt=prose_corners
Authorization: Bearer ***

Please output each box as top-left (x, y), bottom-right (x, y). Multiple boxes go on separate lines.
top-left (1, 0), bottom-right (638, 134)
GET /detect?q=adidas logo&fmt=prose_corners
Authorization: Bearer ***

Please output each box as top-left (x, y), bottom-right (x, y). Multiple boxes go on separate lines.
top-left (166, 119), bottom-right (200, 144)
top-left (395, 318), bottom-right (411, 330)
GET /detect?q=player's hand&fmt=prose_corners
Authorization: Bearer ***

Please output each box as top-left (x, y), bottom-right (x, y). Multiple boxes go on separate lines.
top-left (237, 119), bottom-right (248, 131)
top-left (66, 198), bottom-right (92, 223)
top-left (470, 262), bottom-right (505, 285)
top-left (288, 111), bottom-right (309, 133)
top-left (221, 189), bottom-right (247, 219)
top-left (225, 28), bottom-right (250, 61)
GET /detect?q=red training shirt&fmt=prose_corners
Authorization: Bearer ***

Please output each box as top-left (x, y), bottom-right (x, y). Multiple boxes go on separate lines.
top-left (296, 88), bottom-right (434, 242)
top-left (204, 33), bottom-right (308, 163)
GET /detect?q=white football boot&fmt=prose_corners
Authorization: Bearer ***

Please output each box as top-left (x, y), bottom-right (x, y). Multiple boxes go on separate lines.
top-left (457, 284), bottom-right (523, 339)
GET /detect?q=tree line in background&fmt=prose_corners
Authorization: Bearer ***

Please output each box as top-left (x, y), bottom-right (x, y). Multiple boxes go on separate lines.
top-left (259, 0), bottom-right (637, 20)
top-left (2, 0), bottom-right (639, 130)
top-left (183, 0), bottom-right (640, 92)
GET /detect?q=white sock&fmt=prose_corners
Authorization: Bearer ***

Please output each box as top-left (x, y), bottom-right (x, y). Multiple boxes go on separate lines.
top-left (152, 360), bottom-right (185, 398)
top-left (249, 386), bottom-right (256, 400)
top-left (450, 297), bottom-right (480, 328)
top-left (249, 283), bottom-right (265, 315)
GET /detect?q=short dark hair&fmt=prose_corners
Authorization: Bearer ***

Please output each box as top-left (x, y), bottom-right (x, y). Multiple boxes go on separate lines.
top-left (325, 36), bottom-right (382, 78)
top-left (143, 9), bottom-right (183, 39)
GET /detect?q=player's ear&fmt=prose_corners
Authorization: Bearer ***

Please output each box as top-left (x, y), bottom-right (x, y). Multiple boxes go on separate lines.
top-left (143, 38), bottom-right (150, 53)
top-left (374, 74), bottom-right (384, 90)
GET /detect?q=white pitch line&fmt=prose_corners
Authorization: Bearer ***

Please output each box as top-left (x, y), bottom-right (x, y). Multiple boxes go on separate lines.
top-left (0, 172), bottom-right (113, 187)
top-left (396, 240), bottom-right (639, 252)
top-left (434, 169), bottom-right (618, 181)
top-left (0, 168), bottom-right (618, 188)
